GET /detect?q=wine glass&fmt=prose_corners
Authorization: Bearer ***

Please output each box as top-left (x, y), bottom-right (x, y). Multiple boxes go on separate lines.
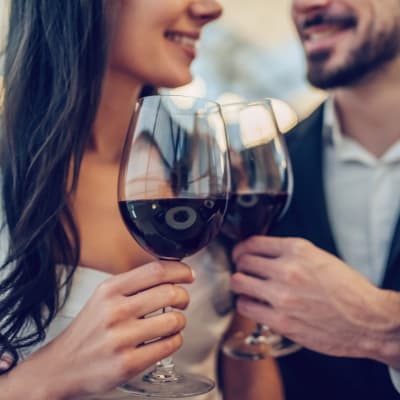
top-left (220, 98), bottom-right (301, 360)
top-left (117, 94), bottom-right (230, 397)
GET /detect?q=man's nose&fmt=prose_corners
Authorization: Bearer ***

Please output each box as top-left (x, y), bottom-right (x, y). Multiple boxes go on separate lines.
top-left (292, 0), bottom-right (331, 14)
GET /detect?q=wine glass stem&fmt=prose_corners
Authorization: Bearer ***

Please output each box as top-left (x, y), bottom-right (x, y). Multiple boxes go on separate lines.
top-left (143, 307), bottom-right (181, 383)
top-left (247, 323), bottom-right (264, 343)
top-left (255, 323), bottom-right (264, 337)
top-left (250, 323), bottom-right (281, 346)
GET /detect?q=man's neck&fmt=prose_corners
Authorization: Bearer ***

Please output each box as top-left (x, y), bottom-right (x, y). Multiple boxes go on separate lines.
top-left (332, 57), bottom-right (400, 158)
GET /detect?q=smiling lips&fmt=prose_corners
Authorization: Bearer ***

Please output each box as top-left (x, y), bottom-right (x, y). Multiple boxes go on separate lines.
top-left (299, 13), bottom-right (357, 54)
top-left (165, 31), bottom-right (200, 59)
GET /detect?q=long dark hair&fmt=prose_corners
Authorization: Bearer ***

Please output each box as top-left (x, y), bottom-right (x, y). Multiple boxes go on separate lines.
top-left (0, 1), bottom-right (108, 372)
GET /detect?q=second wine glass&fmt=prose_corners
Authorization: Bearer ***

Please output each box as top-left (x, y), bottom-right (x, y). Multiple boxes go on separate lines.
top-left (118, 95), bottom-right (230, 397)
top-left (220, 98), bottom-right (301, 360)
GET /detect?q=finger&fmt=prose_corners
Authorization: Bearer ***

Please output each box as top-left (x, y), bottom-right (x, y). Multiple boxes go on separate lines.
top-left (235, 254), bottom-right (284, 280)
top-left (124, 284), bottom-right (190, 318)
top-left (105, 261), bottom-right (194, 296)
top-left (117, 311), bottom-right (186, 349)
top-left (231, 272), bottom-right (282, 306)
top-left (237, 296), bottom-right (311, 346)
top-left (232, 236), bottom-right (285, 263)
top-left (120, 333), bottom-right (184, 380)
top-left (236, 295), bottom-right (282, 329)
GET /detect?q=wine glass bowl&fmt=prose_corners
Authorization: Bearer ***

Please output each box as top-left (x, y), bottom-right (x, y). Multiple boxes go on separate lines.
top-left (117, 95), bottom-right (230, 397)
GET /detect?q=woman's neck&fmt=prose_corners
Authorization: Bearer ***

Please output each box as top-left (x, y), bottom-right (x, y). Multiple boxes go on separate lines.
top-left (90, 69), bottom-right (142, 163)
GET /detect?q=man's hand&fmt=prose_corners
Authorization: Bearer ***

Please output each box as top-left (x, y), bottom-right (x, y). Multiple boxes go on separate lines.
top-left (231, 236), bottom-right (400, 368)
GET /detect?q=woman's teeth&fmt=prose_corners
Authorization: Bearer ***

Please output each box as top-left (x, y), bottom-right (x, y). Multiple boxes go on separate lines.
top-left (165, 32), bottom-right (197, 47)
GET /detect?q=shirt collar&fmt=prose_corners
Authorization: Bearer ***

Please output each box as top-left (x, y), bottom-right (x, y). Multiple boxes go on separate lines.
top-left (322, 96), bottom-right (400, 166)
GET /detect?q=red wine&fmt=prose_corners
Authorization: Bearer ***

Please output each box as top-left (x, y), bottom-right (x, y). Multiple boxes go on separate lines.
top-left (220, 192), bottom-right (288, 241)
top-left (119, 197), bottom-right (226, 260)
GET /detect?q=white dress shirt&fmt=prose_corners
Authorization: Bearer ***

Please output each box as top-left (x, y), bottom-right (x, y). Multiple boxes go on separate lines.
top-left (322, 98), bottom-right (400, 391)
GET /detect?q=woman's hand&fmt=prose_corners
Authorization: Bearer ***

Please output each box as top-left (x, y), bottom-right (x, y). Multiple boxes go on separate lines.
top-left (6, 260), bottom-right (194, 399)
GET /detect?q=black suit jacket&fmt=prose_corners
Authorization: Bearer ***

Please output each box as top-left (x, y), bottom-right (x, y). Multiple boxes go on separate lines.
top-left (271, 104), bottom-right (400, 399)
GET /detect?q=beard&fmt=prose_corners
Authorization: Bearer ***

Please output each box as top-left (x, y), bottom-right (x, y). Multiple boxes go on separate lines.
top-left (306, 22), bottom-right (400, 89)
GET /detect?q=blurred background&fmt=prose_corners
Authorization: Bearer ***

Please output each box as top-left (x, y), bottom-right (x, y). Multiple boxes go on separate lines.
top-left (170, 0), bottom-right (326, 118)
top-left (0, 0), bottom-right (326, 118)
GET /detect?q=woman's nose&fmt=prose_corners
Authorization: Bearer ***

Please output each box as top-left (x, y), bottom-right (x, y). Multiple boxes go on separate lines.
top-left (189, 0), bottom-right (223, 25)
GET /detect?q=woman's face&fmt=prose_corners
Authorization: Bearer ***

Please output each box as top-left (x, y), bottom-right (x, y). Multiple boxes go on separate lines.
top-left (107, 0), bottom-right (222, 88)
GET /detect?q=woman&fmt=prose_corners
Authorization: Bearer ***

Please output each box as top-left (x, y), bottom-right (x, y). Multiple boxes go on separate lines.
top-left (0, 1), bottom-right (229, 399)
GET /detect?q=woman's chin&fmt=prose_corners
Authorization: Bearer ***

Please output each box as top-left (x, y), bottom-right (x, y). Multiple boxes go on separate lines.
top-left (156, 71), bottom-right (193, 90)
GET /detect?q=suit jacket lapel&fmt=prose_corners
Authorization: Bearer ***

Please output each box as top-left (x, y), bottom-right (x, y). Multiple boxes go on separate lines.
top-left (382, 216), bottom-right (400, 289)
top-left (284, 105), bottom-right (339, 257)
top-left (277, 104), bottom-right (400, 291)
top-left (288, 106), bottom-right (400, 289)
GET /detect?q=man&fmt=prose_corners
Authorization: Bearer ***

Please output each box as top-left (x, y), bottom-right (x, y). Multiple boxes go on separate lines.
top-left (230, 0), bottom-right (400, 398)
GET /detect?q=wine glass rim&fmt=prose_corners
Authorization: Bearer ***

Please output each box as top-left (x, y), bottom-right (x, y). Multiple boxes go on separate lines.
top-left (137, 94), bottom-right (221, 109)
top-left (219, 98), bottom-right (274, 108)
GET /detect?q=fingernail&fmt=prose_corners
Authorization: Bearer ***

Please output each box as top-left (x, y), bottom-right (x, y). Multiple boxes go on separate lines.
top-left (191, 268), bottom-right (196, 280)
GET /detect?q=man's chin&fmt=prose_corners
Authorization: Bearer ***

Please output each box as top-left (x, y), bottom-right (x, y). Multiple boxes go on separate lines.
top-left (307, 69), bottom-right (344, 90)
top-left (307, 65), bottom-right (365, 90)
top-left (307, 49), bottom-right (332, 64)
top-left (306, 53), bottom-right (355, 89)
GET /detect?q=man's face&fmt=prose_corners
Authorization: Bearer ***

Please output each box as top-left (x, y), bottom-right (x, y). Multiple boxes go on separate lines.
top-left (292, 0), bottom-right (400, 89)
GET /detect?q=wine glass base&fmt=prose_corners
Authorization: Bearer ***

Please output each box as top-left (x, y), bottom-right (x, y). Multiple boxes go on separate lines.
top-left (223, 331), bottom-right (301, 360)
top-left (118, 372), bottom-right (215, 398)
top-left (268, 337), bottom-right (302, 357)
top-left (222, 331), bottom-right (279, 360)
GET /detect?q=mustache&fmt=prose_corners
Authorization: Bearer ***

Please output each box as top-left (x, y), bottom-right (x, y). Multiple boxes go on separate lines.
top-left (302, 13), bottom-right (357, 30)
